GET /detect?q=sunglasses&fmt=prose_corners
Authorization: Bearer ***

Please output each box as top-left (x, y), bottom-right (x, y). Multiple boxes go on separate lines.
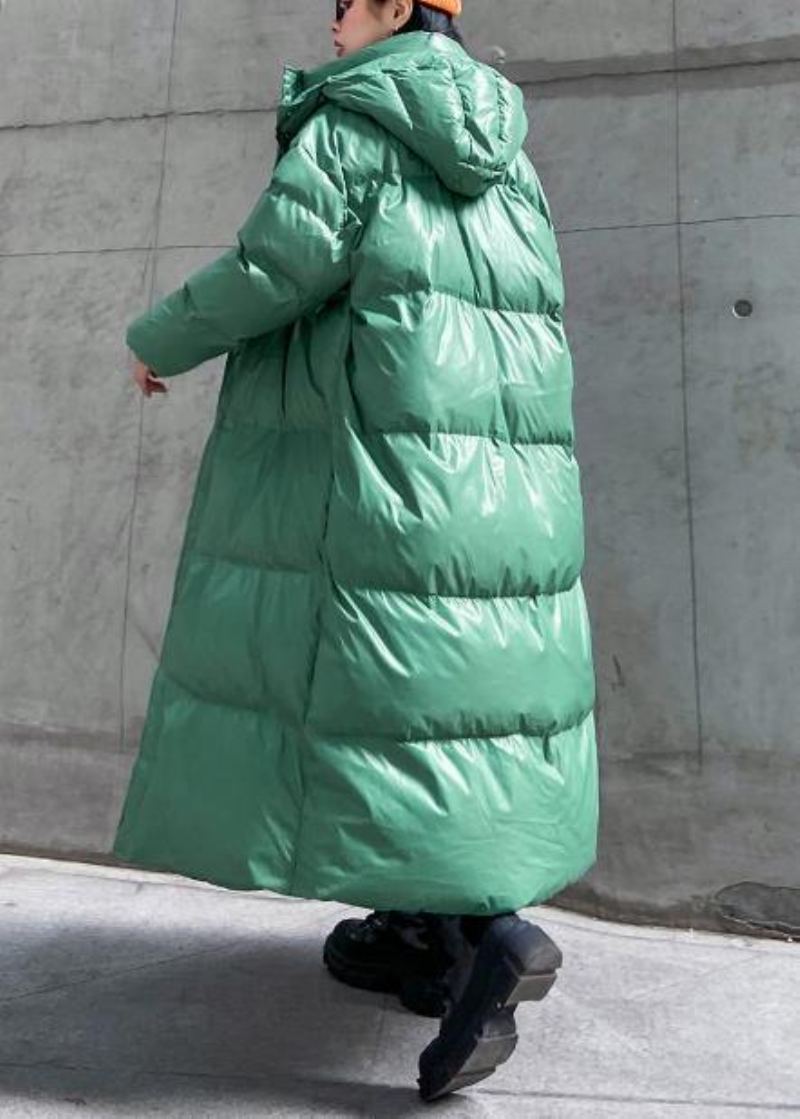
top-left (334, 0), bottom-right (351, 21)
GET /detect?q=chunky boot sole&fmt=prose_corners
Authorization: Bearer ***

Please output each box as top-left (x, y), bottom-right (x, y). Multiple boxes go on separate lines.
top-left (322, 937), bottom-right (447, 1018)
top-left (417, 918), bottom-right (562, 1102)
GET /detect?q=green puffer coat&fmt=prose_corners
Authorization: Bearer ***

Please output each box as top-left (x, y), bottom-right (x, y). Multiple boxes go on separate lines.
top-left (113, 30), bottom-right (599, 915)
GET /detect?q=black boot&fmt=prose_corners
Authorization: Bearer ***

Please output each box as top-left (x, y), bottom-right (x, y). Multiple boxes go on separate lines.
top-left (322, 909), bottom-right (455, 1018)
top-left (417, 912), bottom-right (563, 1102)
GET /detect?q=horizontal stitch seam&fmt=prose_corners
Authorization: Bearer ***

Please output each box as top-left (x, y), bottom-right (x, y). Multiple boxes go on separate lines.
top-left (309, 704), bottom-right (596, 745)
top-left (215, 419), bottom-right (570, 447)
top-left (158, 667), bottom-right (594, 747)
top-left (406, 705), bottom-right (595, 745)
top-left (183, 550), bottom-right (579, 601)
top-left (331, 586), bottom-right (577, 604)
top-left (360, 285), bottom-right (560, 316)
top-left (359, 430), bottom-right (570, 447)
top-left (333, 575), bottom-right (580, 601)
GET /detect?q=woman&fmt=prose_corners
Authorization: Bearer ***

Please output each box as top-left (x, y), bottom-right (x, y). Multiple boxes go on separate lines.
top-left (118, 0), bottom-right (599, 1100)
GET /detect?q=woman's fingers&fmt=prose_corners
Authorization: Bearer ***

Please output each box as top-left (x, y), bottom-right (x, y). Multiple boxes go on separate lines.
top-left (131, 355), bottom-right (168, 396)
top-left (145, 371), bottom-right (169, 395)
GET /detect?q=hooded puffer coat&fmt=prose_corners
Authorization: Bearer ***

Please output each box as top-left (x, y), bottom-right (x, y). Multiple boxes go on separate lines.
top-left (113, 30), bottom-right (599, 916)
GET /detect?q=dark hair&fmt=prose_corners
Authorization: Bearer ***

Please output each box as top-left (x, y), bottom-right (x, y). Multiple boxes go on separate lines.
top-left (369, 0), bottom-right (465, 47)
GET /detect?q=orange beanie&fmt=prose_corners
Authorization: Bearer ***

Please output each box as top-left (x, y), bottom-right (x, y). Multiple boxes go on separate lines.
top-left (419, 0), bottom-right (462, 15)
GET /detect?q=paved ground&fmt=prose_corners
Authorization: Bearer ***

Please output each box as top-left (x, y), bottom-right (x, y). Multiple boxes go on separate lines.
top-left (0, 854), bottom-right (797, 1117)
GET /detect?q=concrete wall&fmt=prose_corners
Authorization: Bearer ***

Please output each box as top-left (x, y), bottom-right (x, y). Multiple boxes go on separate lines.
top-left (1, 1), bottom-right (798, 934)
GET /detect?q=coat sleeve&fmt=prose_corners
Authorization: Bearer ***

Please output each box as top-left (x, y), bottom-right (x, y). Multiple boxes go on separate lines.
top-left (125, 111), bottom-right (363, 378)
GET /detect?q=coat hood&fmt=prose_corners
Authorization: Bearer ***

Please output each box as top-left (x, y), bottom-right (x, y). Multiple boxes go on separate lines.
top-left (276, 31), bottom-right (528, 198)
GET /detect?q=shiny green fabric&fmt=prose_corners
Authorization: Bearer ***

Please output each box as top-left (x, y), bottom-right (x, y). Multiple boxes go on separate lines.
top-left (113, 30), bottom-right (599, 915)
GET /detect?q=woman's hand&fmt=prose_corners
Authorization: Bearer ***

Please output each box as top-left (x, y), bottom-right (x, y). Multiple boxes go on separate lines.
top-left (131, 354), bottom-right (169, 397)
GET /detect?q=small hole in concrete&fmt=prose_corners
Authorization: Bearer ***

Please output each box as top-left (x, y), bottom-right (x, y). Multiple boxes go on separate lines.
top-left (732, 299), bottom-right (753, 318)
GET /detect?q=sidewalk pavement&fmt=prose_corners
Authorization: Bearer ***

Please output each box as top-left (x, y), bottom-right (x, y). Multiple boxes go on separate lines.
top-left (0, 853), bottom-right (797, 1117)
